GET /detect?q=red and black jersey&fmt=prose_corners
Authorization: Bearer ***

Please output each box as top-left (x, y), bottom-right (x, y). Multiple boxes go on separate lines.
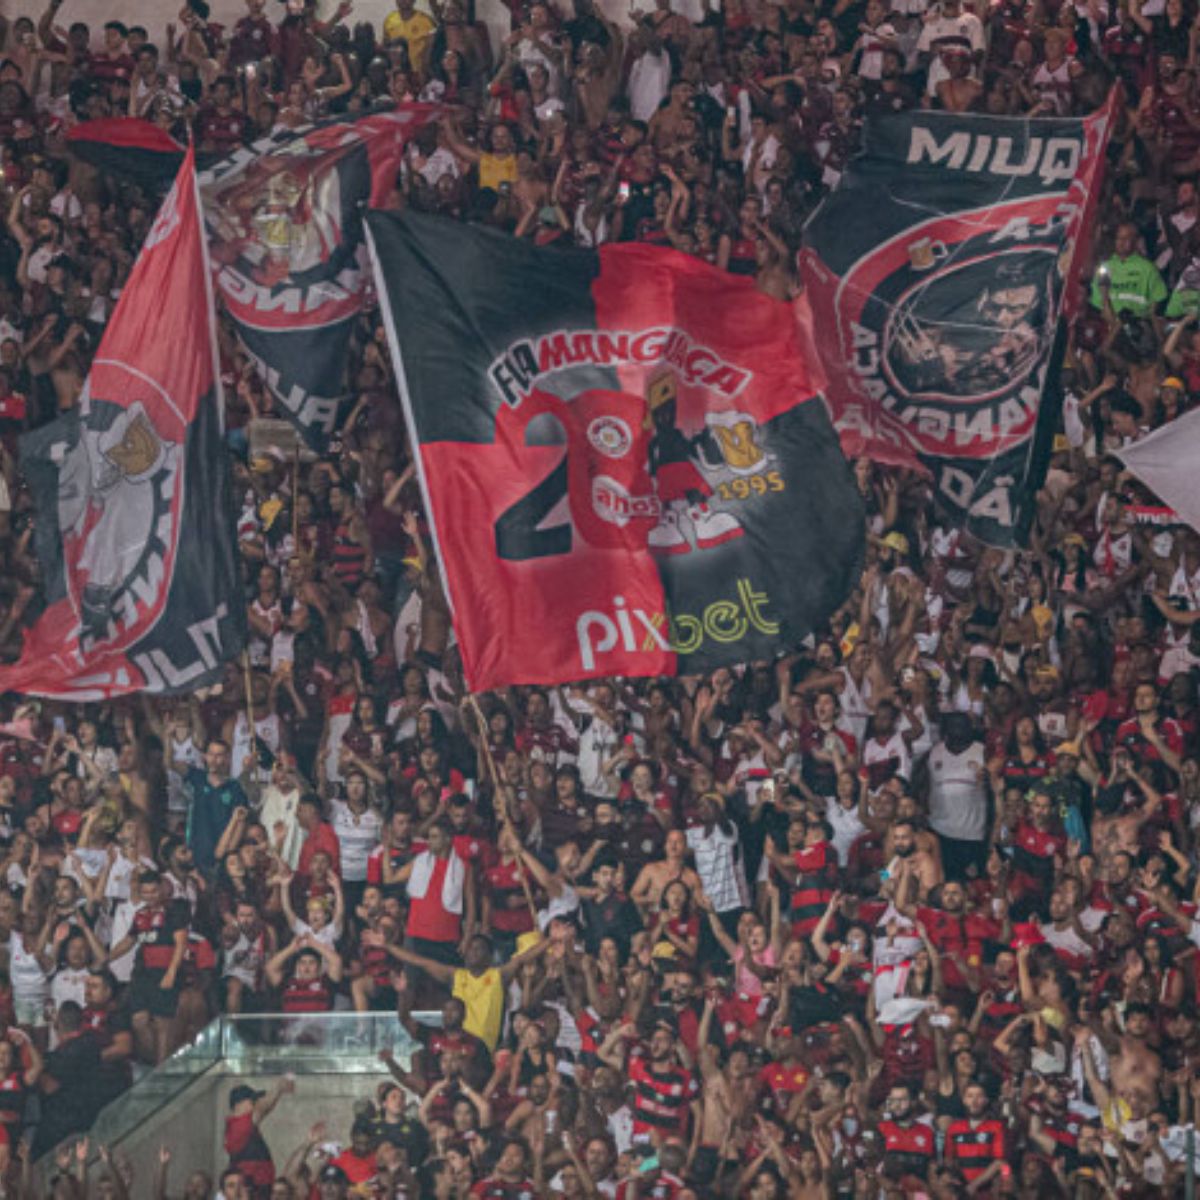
top-left (281, 975), bottom-right (334, 1014)
top-left (366, 839), bottom-right (424, 886)
top-left (196, 108), bottom-right (251, 153)
top-left (483, 858), bottom-right (536, 935)
top-left (1037, 1109), bottom-right (1080, 1167)
top-left (945, 1117), bottom-right (1007, 1182)
top-left (629, 1052), bottom-right (698, 1139)
top-left (132, 900), bottom-right (190, 973)
top-left (423, 1028), bottom-right (490, 1079)
top-left (0, 1073), bottom-right (24, 1126)
top-left (615, 1172), bottom-right (685, 1200)
top-left (1115, 714), bottom-right (1185, 767)
top-left (789, 840), bottom-right (837, 935)
top-left (976, 984), bottom-right (1023, 1043)
top-left (881, 1026), bottom-right (934, 1085)
top-left (228, 14), bottom-right (277, 65)
top-left (224, 1112), bottom-right (274, 1190)
top-left (359, 934), bottom-right (398, 988)
top-left (81, 1003), bottom-right (130, 1052)
top-left (1011, 821), bottom-right (1066, 896)
top-left (88, 51), bottom-right (134, 82)
top-left (916, 906), bottom-right (1001, 990)
top-left (877, 1118), bottom-right (935, 1178)
top-left (1001, 753), bottom-right (1053, 790)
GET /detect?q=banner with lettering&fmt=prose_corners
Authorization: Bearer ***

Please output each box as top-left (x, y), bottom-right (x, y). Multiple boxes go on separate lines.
top-left (0, 149), bottom-right (244, 699)
top-left (197, 107), bottom-right (439, 451)
top-left (802, 98), bottom-right (1115, 546)
top-left (366, 212), bottom-right (864, 691)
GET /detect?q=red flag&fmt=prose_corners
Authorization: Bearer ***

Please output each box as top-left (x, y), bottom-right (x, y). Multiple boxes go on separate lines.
top-left (0, 147), bottom-right (244, 699)
top-left (367, 212), bottom-right (864, 691)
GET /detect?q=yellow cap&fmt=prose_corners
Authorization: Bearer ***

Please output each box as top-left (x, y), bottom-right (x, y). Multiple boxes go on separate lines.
top-left (516, 931), bottom-right (543, 956)
top-left (882, 530), bottom-right (909, 555)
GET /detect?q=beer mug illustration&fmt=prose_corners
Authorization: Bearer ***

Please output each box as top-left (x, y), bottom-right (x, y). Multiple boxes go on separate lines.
top-left (907, 236), bottom-right (948, 271)
top-left (706, 410), bottom-right (768, 476)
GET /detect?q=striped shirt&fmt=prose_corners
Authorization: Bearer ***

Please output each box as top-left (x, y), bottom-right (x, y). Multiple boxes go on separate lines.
top-left (330, 800), bottom-right (382, 884)
top-left (629, 1053), bottom-right (698, 1139)
top-left (685, 822), bottom-right (747, 913)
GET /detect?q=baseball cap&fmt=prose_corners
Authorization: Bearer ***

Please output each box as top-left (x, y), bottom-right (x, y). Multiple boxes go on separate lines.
top-left (228, 1084), bottom-right (265, 1109)
top-left (882, 530), bottom-right (909, 555)
top-left (319, 1164), bottom-right (348, 1184)
top-left (1163, 376), bottom-right (1185, 390)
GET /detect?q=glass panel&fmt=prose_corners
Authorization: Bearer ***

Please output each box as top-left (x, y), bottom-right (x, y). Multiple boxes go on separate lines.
top-left (53, 1011), bottom-right (438, 1162)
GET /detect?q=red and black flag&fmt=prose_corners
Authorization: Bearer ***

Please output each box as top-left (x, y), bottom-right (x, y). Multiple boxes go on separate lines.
top-left (67, 118), bottom-right (186, 195)
top-left (365, 211), bottom-right (864, 692)
top-left (802, 100), bottom-right (1115, 546)
top-left (0, 147), bottom-right (244, 700)
top-left (197, 107), bottom-right (439, 452)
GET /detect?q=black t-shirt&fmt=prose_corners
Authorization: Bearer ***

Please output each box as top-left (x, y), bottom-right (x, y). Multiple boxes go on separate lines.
top-left (45, 1033), bottom-right (104, 1123)
top-left (581, 890), bottom-right (643, 956)
top-left (376, 1114), bottom-right (430, 1163)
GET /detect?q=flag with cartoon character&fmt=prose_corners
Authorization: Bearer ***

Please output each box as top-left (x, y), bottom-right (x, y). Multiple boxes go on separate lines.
top-left (366, 211), bottom-right (863, 691)
top-left (802, 100), bottom-right (1116, 546)
top-left (0, 147), bottom-right (244, 699)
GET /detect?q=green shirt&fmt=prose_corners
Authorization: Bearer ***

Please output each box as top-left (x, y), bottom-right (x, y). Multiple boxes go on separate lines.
top-left (1091, 253), bottom-right (1168, 317)
top-left (1167, 284), bottom-right (1200, 319)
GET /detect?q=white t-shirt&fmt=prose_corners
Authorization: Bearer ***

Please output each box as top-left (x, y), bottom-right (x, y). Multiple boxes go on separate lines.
top-left (926, 742), bottom-right (988, 842)
top-left (856, 21), bottom-right (898, 79)
top-left (916, 12), bottom-right (984, 94)
top-left (330, 799), bottom-right (383, 884)
top-left (578, 715), bottom-right (620, 799)
top-left (825, 796), bottom-right (868, 863)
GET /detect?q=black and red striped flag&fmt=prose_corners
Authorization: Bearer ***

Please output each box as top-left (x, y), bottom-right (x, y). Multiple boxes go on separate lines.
top-left (67, 117), bottom-right (185, 194)
top-left (0, 147), bottom-right (243, 699)
top-left (365, 211), bottom-right (863, 692)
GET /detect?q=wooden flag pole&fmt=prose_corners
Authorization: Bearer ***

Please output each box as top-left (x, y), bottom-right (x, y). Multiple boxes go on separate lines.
top-left (291, 441), bottom-right (300, 552)
top-left (466, 693), bottom-right (539, 925)
top-left (241, 650), bottom-right (257, 770)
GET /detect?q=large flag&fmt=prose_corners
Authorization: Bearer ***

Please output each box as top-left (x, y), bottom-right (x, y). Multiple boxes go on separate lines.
top-left (1117, 409), bottom-right (1200, 534)
top-left (802, 99), bottom-right (1115, 546)
top-left (366, 211), bottom-right (864, 692)
top-left (67, 118), bottom-right (187, 195)
top-left (197, 108), bottom-right (439, 451)
top-left (0, 147), bottom-right (244, 700)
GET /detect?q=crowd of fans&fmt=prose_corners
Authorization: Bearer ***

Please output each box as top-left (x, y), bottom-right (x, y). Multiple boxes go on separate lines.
top-left (4, 0), bottom-right (1200, 1195)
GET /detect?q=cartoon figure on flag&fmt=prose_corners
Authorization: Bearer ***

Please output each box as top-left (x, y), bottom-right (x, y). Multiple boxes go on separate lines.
top-left (644, 371), bottom-right (743, 556)
top-left (57, 399), bottom-right (179, 641)
top-left (887, 249), bottom-right (1055, 401)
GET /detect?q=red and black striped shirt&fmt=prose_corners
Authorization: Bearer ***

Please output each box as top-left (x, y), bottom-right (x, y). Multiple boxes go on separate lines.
top-left (945, 1118), bottom-right (1007, 1182)
top-left (629, 1052), bottom-right (698, 1139)
top-left (282, 976), bottom-right (334, 1014)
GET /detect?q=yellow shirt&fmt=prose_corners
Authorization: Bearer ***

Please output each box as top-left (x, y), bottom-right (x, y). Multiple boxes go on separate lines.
top-left (382, 10), bottom-right (437, 69)
top-left (478, 152), bottom-right (517, 192)
top-left (453, 966), bottom-right (504, 1050)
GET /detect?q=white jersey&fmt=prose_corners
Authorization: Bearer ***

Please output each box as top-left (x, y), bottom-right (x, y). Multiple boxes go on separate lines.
top-left (330, 800), bottom-right (383, 884)
top-left (231, 711), bottom-right (281, 783)
top-left (926, 742), bottom-right (988, 842)
top-left (8, 933), bottom-right (48, 1004)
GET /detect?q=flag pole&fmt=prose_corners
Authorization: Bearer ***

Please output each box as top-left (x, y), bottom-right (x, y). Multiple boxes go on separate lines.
top-left (292, 440), bottom-right (300, 552)
top-left (242, 650), bottom-right (258, 772)
top-left (188, 137), bottom-right (227, 438)
top-left (466, 693), bottom-right (539, 925)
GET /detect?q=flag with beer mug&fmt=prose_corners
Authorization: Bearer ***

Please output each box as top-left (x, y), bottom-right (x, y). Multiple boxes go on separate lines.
top-left (365, 210), bottom-right (864, 691)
